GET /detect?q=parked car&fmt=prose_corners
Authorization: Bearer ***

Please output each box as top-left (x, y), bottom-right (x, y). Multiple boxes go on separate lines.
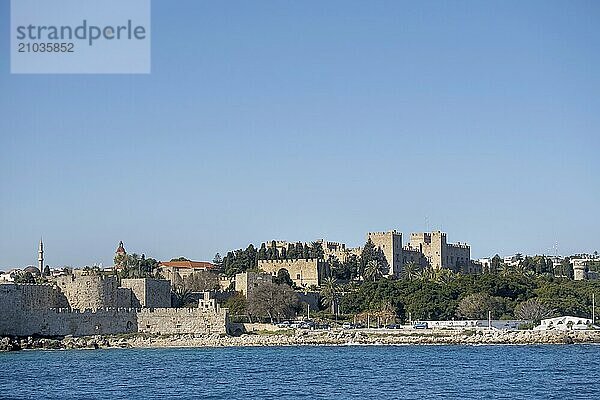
top-left (276, 321), bottom-right (291, 328)
top-left (413, 322), bottom-right (428, 329)
top-left (299, 321), bottom-right (315, 329)
top-left (385, 323), bottom-right (402, 329)
top-left (342, 323), bottom-right (355, 329)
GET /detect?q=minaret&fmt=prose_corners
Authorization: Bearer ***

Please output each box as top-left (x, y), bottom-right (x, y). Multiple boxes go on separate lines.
top-left (38, 238), bottom-right (44, 272)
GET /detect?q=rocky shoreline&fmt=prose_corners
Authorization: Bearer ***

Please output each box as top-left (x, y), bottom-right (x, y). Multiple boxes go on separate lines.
top-left (2, 329), bottom-right (600, 352)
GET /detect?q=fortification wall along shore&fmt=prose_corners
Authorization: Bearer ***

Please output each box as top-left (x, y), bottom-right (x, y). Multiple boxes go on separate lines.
top-left (0, 307), bottom-right (228, 337)
top-left (0, 282), bottom-right (227, 337)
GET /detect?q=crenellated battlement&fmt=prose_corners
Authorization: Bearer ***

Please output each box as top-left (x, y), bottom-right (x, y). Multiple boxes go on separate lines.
top-left (448, 242), bottom-right (470, 249)
top-left (368, 230), bottom-right (401, 237)
top-left (10, 282), bottom-right (55, 287)
top-left (259, 258), bottom-right (324, 263)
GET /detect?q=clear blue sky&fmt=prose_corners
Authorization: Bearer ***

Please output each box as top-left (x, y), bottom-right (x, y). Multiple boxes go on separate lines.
top-left (1, 0), bottom-right (598, 268)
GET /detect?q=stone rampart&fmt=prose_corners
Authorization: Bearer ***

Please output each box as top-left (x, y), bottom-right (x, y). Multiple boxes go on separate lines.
top-left (0, 307), bottom-right (228, 337)
top-left (137, 307), bottom-right (228, 335)
top-left (258, 259), bottom-right (327, 287)
top-left (0, 282), bottom-right (227, 337)
top-left (55, 274), bottom-right (120, 310)
top-left (120, 279), bottom-right (171, 308)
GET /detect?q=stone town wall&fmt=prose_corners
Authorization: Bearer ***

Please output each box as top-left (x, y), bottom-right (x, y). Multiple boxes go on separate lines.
top-left (258, 259), bottom-right (327, 287)
top-left (16, 308), bottom-right (139, 337)
top-left (235, 271), bottom-right (273, 298)
top-left (446, 243), bottom-right (471, 272)
top-left (0, 283), bottom-right (69, 310)
top-left (402, 247), bottom-right (425, 267)
top-left (0, 282), bottom-right (227, 337)
top-left (55, 274), bottom-right (121, 310)
top-left (0, 305), bottom-right (228, 337)
top-left (116, 287), bottom-right (133, 308)
top-left (120, 279), bottom-right (171, 308)
top-left (0, 284), bottom-right (24, 335)
top-left (144, 279), bottom-right (171, 308)
top-left (137, 307), bottom-right (228, 335)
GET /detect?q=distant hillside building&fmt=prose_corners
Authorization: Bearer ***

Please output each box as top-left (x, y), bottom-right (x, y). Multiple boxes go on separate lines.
top-left (159, 260), bottom-right (218, 285)
top-left (316, 239), bottom-right (361, 263)
top-left (572, 257), bottom-right (599, 281)
top-left (260, 230), bottom-right (477, 280)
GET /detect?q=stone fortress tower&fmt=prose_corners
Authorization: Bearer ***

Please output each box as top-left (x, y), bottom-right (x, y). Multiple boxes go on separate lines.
top-left (367, 230), bottom-right (403, 277)
top-left (573, 262), bottom-right (588, 281)
top-left (407, 231), bottom-right (470, 272)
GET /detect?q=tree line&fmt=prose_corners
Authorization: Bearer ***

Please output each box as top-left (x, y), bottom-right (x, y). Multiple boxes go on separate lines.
top-left (339, 272), bottom-right (600, 323)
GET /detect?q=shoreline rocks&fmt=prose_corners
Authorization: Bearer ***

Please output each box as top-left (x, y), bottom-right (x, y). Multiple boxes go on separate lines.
top-left (2, 329), bottom-right (599, 352)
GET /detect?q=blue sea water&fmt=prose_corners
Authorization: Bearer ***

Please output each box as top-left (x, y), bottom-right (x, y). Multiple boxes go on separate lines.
top-left (1, 345), bottom-right (599, 399)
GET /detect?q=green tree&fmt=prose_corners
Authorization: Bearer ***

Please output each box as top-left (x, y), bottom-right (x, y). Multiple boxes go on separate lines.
top-left (213, 253), bottom-right (223, 268)
top-left (401, 262), bottom-right (421, 281)
top-left (344, 254), bottom-right (360, 280)
top-left (295, 242), bottom-right (304, 259)
top-left (320, 277), bottom-right (339, 314)
top-left (310, 241), bottom-right (324, 259)
top-left (258, 243), bottom-right (267, 260)
top-left (561, 258), bottom-right (574, 279)
top-left (302, 244), bottom-right (310, 259)
top-left (363, 260), bottom-right (383, 282)
top-left (457, 293), bottom-right (501, 319)
top-left (114, 253), bottom-right (127, 269)
top-left (14, 271), bottom-right (35, 283)
top-left (360, 238), bottom-right (377, 278)
top-left (274, 268), bottom-right (294, 287)
top-left (514, 298), bottom-right (554, 323)
top-left (170, 256), bottom-right (190, 262)
top-left (287, 243), bottom-right (297, 259)
top-left (183, 271), bottom-right (220, 292)
top-left (247, 282), bottom-right (299, 322)
top-left (224, 293), bottom-right (247, 317)
top-left (171, 285), bottom-right (195, 308)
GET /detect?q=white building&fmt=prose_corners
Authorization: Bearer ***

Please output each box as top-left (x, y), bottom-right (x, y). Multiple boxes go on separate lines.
top-left (534, 316), bottom-right (594, 331)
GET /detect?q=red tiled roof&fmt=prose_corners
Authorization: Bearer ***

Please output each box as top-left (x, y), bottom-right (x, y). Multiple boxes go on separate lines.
top-left (159, 261), bottom-right (216, 269)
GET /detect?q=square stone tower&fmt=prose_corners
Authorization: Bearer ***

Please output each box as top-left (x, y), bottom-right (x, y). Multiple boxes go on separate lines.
top-left (409, 231), bottom-right (470, 271)
top-left (366, 230), bottom-right (403, 277)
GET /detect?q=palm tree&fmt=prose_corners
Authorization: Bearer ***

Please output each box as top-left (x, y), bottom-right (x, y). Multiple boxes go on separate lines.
top-left (435, 268), bottom-right (455, 285)
top-left (513, 263), bottom-right (527, 276)
top-left (320, 277), bottom-right (339, 314)
top-left (417, 266), bottom-right (436, 282)
top-left (363, 260), bottom-right (383, 282)
top-left (499, 263), bottom-right (512, 277)
top-left (401, 262), bottom-right (420, 281)
top-left (172, 285), bottom-right (194, 308)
